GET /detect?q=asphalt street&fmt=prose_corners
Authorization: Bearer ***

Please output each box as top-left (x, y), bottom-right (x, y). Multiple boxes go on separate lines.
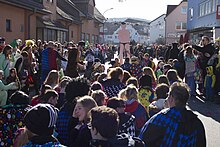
top-left (106, 54), bottom-right (220, 146)
top-left (187, 96), bottom-right (220, 147)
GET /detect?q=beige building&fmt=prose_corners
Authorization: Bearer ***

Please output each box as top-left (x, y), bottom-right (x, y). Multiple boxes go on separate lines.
top-left (0, 0), bottom-right (50, 43)
top-left (0, 0), bottom-right (104, 44)
top-left (73, 0), bottom-right (104, 44)
top-left (165, 0), bottom-right (188, 44)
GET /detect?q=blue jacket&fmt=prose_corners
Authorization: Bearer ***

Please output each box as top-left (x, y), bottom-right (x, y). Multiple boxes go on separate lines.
top-left (139, 107), bottom-right (206, 147)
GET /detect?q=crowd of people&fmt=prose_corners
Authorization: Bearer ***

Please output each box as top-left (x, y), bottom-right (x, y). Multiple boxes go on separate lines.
top-left (1, 34), bottom-right (219, 146)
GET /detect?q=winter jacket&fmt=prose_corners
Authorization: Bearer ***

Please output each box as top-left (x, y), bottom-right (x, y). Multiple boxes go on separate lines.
top-left (41, 48), bottom-right (67, 83)
top-left (125, 99), bottom-right (148, 133)
top-left (0, 80), bottom-right (17, 106)
top-left (169, 43), bottom-right (180, 59)
top-left (69, 123), bottom-right (91, 147)
top-left (118, 113), bottom-right (136, 137)
top-left (192, 43), bottom-right (215, 69)
top-left (101, 79), bottom-right (125, 98)
top-left (139, 107), bottom-right (206, 147)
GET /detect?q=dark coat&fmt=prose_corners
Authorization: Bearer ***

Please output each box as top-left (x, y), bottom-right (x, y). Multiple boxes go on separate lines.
top-left (169, 43), bottom-right (180, 60)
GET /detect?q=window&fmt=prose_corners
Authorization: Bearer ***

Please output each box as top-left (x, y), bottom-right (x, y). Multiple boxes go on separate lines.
top-left (182, 22), bottom-right (187, 29)
top-left (199, 0), bottom-right (217, 17)
top-left (189, 8), bottom-right (194, 20)
top-left (175, 22), bottom-right (181, 30)
top-left (20, 24), bottom-right (24, 32)
top-left (212, 0), bottom-right (218, 12)
top-left (37, 28), bottom-right (43, 41)
top-left (48, 29), bottom-right (53, 40)
top-left (71, 31), bottom-right (74, 38)
top-left (51, 30), bottom-right (56, 41)
top-left (206, 1), bottom-right (211, 14)
top-left (6, 19), bottom-right (11, 32)
top-left (200, 3), bottom-right (205, 16)
top-left (92, 35), bottom-right (95, 43)
top-left (81, 33), bottom-right (85, 40)
top-left (175, 22), bottom-right (186, 30)
top-left (86, 34), bottom-right (90, 42)
top-left (181, 6), bottom-right (187, 14)
top-left (95, 35), bottom-right (99, 43)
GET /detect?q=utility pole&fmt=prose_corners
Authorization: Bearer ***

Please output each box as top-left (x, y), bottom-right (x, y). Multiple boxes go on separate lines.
top-left (103, 8), bottom-right (114, 44)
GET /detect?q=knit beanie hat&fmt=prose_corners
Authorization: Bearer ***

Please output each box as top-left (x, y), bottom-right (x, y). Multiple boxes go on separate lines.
top-left (24, 104), bottom-right (58, 136)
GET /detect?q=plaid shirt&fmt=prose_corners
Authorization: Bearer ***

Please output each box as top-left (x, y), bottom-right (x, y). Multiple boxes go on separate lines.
top-left (139, 107), bottom-right (206, 147)
top-left (56, 110), bottom-right (72, 145)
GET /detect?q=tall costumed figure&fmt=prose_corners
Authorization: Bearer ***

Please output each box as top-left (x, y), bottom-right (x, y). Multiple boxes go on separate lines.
top-left (118, 22), bottom-right (130, 64)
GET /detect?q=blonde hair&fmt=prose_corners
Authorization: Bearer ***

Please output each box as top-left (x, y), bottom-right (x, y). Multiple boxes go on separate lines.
top-left (44, 70), bottom-right (59, 87)
top-left (124, 84), bottom-right (138, 100)
top-left (14, 127), bottom-right (35, 147)
top-left (118, 88), bottom-right (127, 100)
top-left (76, 96), bottom-right (98, 122)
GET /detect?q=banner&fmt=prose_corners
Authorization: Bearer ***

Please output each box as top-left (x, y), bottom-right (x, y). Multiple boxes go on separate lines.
top-left (217, 5), bottom-right (220, 19)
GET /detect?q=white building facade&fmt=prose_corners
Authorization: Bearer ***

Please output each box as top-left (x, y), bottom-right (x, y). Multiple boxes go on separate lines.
top-left (104, 24), bottom-right (149, 44)
top-left (149, 14), bottom-right (166, 44)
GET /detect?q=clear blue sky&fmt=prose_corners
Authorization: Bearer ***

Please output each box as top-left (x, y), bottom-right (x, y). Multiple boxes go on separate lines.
top-left (95, 0), bottom-right (182, 21)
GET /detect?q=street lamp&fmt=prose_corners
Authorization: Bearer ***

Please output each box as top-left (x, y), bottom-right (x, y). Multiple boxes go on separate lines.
top-left (103, 8), bottom-right (114, 44)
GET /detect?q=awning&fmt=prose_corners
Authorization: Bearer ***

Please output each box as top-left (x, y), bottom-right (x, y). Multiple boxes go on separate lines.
top-left (37, 17), bottom-right (68, 32)
top-left (189, 27), bottom-right (212, 33)
top-left (56, 7), bottom-right (81, 24)
top-left (0, 0), bottom-right (51, 15)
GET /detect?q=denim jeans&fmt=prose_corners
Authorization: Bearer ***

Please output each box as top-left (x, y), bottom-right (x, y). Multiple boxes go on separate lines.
top-left (186, 75), bottom-right (196, 96)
